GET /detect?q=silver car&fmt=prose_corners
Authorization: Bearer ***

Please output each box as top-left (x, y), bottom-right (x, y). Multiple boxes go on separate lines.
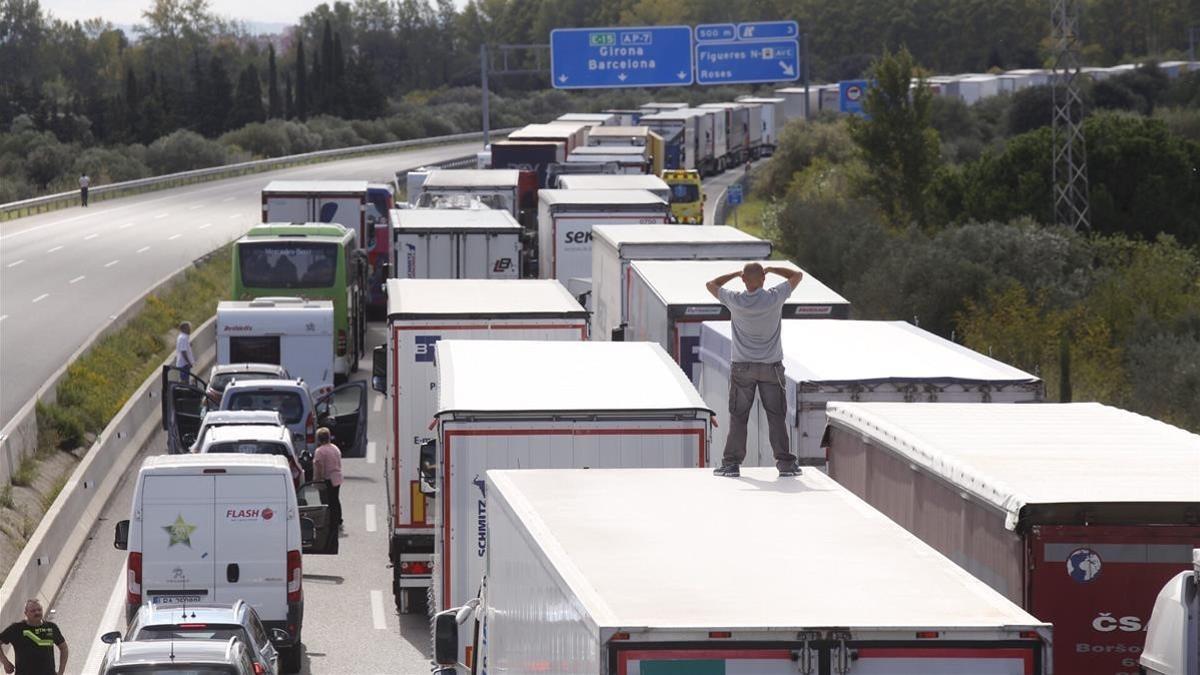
top-left (99, 636), bottom-right (259, 674)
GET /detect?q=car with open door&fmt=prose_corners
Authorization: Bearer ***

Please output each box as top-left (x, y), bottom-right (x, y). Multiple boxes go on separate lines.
top-left (204, 363), bottom-right (291, 408)
top-left (160, 366), bottom-right (209, 454)
top-left (312, 380), bottom-right (368, 458)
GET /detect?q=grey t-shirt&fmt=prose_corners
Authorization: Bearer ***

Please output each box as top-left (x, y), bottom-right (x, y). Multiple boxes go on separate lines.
top-left (718, 281), bottom-right (795, 363)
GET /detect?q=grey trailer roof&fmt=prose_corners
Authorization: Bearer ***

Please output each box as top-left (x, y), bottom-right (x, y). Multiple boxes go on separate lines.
top-left (437, 341), bottom-right (710, 415)
top-left (537, 189), bottom-right (667, 208)
top-left (703, 320), bottom-right (1039, 385)
top-left (631, 259), bottom-right (849, 307)
top-left (556, 175), bottom-right (669, 193)
top-left (587, 126), bottom-right (655, 139)
top-left (390, 208), bottom-right (520, 231)
top-left (556, 113), bottom-right (616, 124)
top-left (420, 170), bottom-right (521, 189)
top-left (568, 146), bottom-right (649, 156)
top-left (640, 102), bottom-right (688, 110)
top-left (488, 467), bottom-right (1048, 632)
top-left (509, 123), bottom-right (587, 140)
top-left (594, 224), bottom-right (766, 251)
top-left (262, 180), bottom-right (368, 194)
top-left (736, 96), bottom-right (786, 103)
top-left (699, 102), bottom-right (746, 110)
top-left (386, 279), bottom-right (587, 319)
top-left (824, 402), bottom-right (1200, 529)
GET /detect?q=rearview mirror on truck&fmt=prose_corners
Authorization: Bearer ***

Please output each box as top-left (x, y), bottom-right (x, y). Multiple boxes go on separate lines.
top-left (432, 608), bottom-right (460, 666)
top-left (419, 439), bottom-right (437, 494)
top-left (372, 345), bottom-right (387, 394)
top-left (300, 517), bottom-right (316, 547)
top-left (113, 520), bottom-right (129, 550)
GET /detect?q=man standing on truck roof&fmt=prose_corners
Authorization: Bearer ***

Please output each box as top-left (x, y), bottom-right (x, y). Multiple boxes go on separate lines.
top-left (706, 263), bottom-right (804, 478)
top-left (0, 599), bottom-right (68, 675)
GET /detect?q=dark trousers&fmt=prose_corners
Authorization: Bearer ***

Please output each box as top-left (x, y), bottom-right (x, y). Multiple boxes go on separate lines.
top-left (327, 482), bottom-right (342, 527)
top-left (81, 186), bottom-right (88, 206)
top-left (721, 361), bottom-right (797, 469)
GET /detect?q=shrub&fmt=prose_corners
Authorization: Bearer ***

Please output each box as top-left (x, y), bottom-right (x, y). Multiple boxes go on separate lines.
top-left (72, 146), bottom-right (152, 184)
top-left (11, 456), bottom-right (37, 487)
top-left (144, 130), bottom-right (230, 175)
top-left (36, 402), bottom-right (86, 451)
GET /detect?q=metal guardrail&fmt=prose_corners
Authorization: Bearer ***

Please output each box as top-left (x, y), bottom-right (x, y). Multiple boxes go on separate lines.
top-left (0, 127), bottom-right (516, 222)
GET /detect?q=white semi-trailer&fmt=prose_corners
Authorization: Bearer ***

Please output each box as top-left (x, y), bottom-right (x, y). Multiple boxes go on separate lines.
top-left (433, 467), bottom-right (1052, 674)
top-left (697, 320), bottom-right (1043, 467)
top-left (590, 225), bottom-right (772, 343)
top-left (369, 278), bottom-right (588, 613)
top-left (428, 340), bottom-right (713, 643)
top-left (390, 208), bottom-right (521, 279)
top-left (535, 189), bottom-right (669, 290)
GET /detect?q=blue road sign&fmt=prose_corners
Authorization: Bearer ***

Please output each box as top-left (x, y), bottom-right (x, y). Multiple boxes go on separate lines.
top-left (727, 183), bottom-right (744, 206)
top-left (840, 80), bottom-right (870, 116)
top-left (695, 24), bottom-right (736, 42)
top-left (550, 25), bottom-right (694, 89)
top-left (695, 39), bottom-right (800, 85)
top-left (736, 20), bottom-right (799, 41)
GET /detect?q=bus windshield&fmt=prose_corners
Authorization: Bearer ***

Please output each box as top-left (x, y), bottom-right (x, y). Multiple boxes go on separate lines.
top-left (239, 242), bottom-right (338, 289)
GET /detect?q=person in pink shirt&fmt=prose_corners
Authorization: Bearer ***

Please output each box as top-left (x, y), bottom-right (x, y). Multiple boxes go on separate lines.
top-left (312, 427), bottom-right (343, 529)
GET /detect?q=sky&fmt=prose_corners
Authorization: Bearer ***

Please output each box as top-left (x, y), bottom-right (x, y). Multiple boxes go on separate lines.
top-left (41, 0), bottom-right (468, 27)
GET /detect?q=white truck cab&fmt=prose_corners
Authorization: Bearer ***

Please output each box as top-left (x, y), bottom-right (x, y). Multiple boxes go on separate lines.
top-left (1142, 548), bottom-right (1200, 675)
top-left (113, 455), bottom-right (338, 673)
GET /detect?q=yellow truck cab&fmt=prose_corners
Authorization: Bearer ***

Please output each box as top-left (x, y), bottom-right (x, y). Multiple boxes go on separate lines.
top-left (661, 169), bottom-right (704, 224)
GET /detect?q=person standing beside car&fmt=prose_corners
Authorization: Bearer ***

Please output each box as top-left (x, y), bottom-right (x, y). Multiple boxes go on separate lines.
top-left (312, 427), bottom-right (343, 530)
top-left (0, 599), bottom-right (68, 675)
top-left (175, 321), bottom-right (195, 378)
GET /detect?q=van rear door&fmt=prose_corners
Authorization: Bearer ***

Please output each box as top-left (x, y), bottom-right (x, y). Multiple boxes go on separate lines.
top-left (213, 473), bottom-right (289, 620)
top-left (141, 475), bottom-right (216, 604)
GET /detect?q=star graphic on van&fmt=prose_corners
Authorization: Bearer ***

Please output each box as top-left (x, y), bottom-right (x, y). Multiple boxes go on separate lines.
top-left (163, 514), bottom-right (197, 547)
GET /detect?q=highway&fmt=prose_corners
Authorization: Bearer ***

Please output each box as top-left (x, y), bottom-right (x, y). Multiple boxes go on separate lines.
top-left (56, 327), bottom-right (433, 674)
top-left (0, 141), bottom-right (480, 426)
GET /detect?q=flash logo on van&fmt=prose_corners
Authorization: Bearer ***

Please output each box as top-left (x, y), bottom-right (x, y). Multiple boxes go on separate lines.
top-left (226, 508), bottom-right (270, 521)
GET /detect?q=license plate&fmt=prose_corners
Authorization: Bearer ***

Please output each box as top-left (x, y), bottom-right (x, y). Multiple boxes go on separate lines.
top-left (150, 593), bottom-right (206, 604)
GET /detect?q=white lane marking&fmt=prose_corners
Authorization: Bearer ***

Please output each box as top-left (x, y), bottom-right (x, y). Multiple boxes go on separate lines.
top-left (188, 203), bottom-right (204, 210)
top-left (32, 293), bottom-right (49, 303)
top-left (373, 396), bottom-right (383, 413)
top-left (168, 234), bottom-right (182, 241)
top-left (82, 565), bottom-right (127, 675)
top-left (366, 441), bottom-right (377, 465)
top-left (69, 275), bottom-right (85, 284)
top-left (370, 590), bottom-right (387, 629)
top-left (6, 259), bottom-right (24, 268)
top-left (104, 259), bottom-right (120, 268)
top-left (221, 196), bottom-right (235, 203)
top-left (229, 212), bottom-right (243, 220)
top-left (136, 246), bottom-right (151, 254)
top-left (46, 245), bottom-right (63, 253)
top-left (198, 223), bottom-right (211, 230)
top-left (83, 233), bottom-right (99, 240)
top-left (153, 212), bottom-right (169, 219)
top-left (365, 504), bottom-right (377, 533)
top-left (119, 222), bottom-right (134, 229)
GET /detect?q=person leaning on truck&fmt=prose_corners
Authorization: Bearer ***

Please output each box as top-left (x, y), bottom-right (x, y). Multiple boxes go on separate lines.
top-left (0, 599), bottom-right (67, 675)
top-left (706, 263), bottom-right (804, 478)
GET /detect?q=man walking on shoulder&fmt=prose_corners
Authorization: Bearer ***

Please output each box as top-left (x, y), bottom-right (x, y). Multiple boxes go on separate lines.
top-left (78, 174), bottom-right (89, 207)
top-left (707, 263), bottom-right (804, 478)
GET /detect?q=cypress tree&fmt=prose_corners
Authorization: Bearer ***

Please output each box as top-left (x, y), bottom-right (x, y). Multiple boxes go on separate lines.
top-left (284, 72), bottom-right (293, 119)
top-left (201, 55), bottom-right (233, 136)
top-left (267, 44), bottom-right (282, 119)
top-left (295, 34), bottom-right (308, 121)
top-left (311, 50), bottom-right (322, 115)
top-left (230, 63), bottom-right (265, 128)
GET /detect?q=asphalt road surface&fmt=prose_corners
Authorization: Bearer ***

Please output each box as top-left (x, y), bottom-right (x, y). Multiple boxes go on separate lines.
top-left (0, 141), bottom-right (480, 427)
top-left (56, 322), bottom-right (433, 674)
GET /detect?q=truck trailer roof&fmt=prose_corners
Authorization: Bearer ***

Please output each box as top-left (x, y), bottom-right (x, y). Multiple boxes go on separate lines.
top-left (420, 170), bottom-right (521, 189)
top-left (824, 402), bottom-right (1200, 529)
top-left (262, 180), bottom-right (368, 194)
top-left (556, 175), bottom-right (668, 193)
top-left (436, 340), bottom-right (710, 415)
top-left (594, 224), bottom-right (765, 250)
top-left (390, 208), bottom-right (520, 232)
top-left (631, 259), bottom-right (849, 308)
top-left (702, 320), bottom-right (1039, 386)
top-left (487, 467), bottom-right (1048, 633)
top-left (537, 189), bottom-right (667, 208)
top-left (587, 126), bottom-right (655, 139)
top-left (385, 279), bottom-right (586, 319)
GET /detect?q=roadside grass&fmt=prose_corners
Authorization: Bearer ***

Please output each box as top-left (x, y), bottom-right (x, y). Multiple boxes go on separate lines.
top-left (727, 194), bottom-right (788, 260)
top-left (10, 456), bottom-right (38, 487)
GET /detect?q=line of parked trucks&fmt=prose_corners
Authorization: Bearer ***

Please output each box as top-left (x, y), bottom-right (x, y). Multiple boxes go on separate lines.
top-left (124, 94), bottom-right (1198, 675)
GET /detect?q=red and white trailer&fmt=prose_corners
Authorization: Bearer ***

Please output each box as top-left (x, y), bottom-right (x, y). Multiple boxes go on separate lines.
top-left (433, 467), bottom-right (1051, 674)
top-left (823, 402), bottom-right (1200, 675)
top-left (429, 340), bottom-right (712, 648)
top-left (370, 278), bottom-right (588, 613)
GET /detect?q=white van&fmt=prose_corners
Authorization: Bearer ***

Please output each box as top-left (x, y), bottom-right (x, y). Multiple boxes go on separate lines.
top-left (113, 455), bottom-right (338, 673)
top-left (216, 298), bottom-right (335, 399)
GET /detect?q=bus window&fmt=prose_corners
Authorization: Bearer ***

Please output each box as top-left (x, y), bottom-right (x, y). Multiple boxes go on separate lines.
top-left (239, 242), bottom-right (338, 288)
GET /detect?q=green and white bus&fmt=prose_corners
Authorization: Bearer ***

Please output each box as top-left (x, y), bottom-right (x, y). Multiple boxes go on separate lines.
top-left (232, 223), bottom-right (368, 380)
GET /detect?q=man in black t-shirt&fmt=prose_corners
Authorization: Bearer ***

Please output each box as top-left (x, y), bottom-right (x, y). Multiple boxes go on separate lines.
top-left (0, 600), bottom-right (67, 675)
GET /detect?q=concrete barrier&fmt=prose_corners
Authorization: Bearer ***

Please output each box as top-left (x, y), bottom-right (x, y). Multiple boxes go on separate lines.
top-left (0, 320), bottom-right (215, 621)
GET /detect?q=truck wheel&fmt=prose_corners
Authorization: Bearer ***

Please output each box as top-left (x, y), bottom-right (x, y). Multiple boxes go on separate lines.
top-left (280, 644), bottom-right (302, 673)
